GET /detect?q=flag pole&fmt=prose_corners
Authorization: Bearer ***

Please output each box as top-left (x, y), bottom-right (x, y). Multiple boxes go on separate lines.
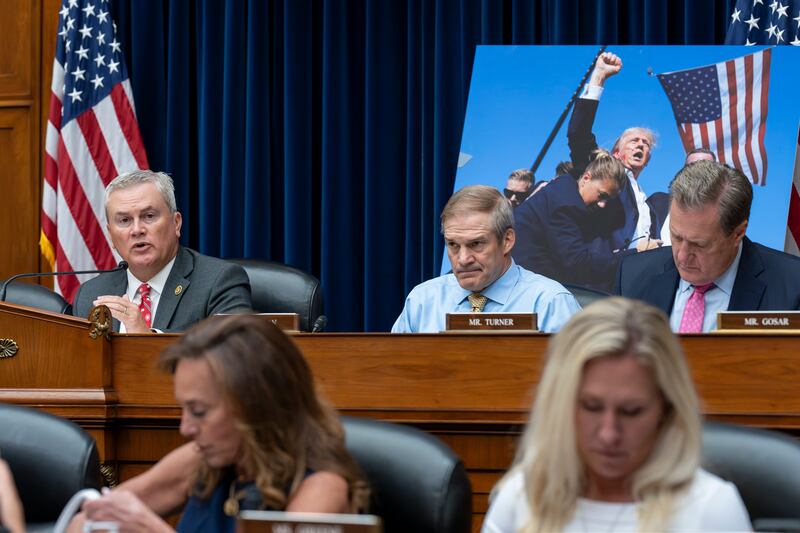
top-left (529, 45), bottom-right (607, 176)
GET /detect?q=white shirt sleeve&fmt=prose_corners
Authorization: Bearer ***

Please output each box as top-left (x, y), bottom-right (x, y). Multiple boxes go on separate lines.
top-left (580, 84), bottom-right (604, 100)
top-left (695, 479), bottom-right (752, 532)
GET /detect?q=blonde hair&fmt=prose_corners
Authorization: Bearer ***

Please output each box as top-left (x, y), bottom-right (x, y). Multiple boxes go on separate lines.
top-left (493, 298), bottom-right (701, 532)
top-left (584, 149), bottom-right (627, 190)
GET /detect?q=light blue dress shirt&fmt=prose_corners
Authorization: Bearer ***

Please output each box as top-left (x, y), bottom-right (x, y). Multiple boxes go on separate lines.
top-left (391, 261), bottom-right (581, 333)
top-left (669, 244), bottom-right (743, 333)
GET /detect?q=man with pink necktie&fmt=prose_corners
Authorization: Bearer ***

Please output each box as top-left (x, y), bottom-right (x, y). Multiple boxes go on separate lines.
top-left (615, 160), bottom-right (800, 333)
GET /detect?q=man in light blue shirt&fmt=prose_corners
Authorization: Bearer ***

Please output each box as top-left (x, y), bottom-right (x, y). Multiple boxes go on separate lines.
top-left (392, 185), bottom-right (581, 333)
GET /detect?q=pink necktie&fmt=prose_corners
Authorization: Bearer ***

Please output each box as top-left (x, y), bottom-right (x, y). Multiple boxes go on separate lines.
top-left (138, 283), bottom-right (152, 328)
top-left (679, 283), bottom-right (715, 333)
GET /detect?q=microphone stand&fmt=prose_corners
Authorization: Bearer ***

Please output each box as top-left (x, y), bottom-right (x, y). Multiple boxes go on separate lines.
top-left (0, 261), bottom-right (129, 302)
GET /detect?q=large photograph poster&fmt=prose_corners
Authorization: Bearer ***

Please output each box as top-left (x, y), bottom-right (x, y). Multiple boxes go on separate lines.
top-left (449, 45), bottom-right (799, 292)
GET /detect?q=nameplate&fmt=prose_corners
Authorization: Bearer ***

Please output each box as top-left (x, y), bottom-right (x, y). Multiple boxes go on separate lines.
top-left (238, 510), bottom-right (382, 533)
top-left (255, 313), bottom-right (300, 331)
top-left (445, 313), bottom-right (537, 332)
top-left (216, 312), bottom-right (301, 332)
top-left (717, 311), bottom-right (800, 331)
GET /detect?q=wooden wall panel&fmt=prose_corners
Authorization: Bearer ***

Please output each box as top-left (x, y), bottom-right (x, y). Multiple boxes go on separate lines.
top-left (0, 0), bottom-right (34, 98)
top-left (0, 0), bottom-right (42, 280)
top-left (0, 107), bottom-right (38, 278)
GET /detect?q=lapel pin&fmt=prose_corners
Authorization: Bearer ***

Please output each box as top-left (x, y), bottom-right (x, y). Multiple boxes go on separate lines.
top-left (175, 285), bottom-right (183, 295)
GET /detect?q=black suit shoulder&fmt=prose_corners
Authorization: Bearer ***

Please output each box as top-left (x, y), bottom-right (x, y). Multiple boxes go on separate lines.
top-left (741, 240), bottom-right (800, 310)
top-left (750, 240), bottom-right (800, 268)
top-left (615, 245), bottom-right (674, 297)
top-left (72, 269), bottom-right (126, 319)
top-left (617, 238), bottom-right (800, 313)
top-left (148, 246), bottom-right (251, 332)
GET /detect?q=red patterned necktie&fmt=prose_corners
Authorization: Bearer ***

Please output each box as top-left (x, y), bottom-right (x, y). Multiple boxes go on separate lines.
top-left (678, 283), bottom-right (716, 333)
top-left (138, 283), bottom-right (152, 328)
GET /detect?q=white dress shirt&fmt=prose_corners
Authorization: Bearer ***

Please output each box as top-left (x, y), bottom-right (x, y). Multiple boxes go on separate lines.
top-left (119, 256), bottom-right (176, 333)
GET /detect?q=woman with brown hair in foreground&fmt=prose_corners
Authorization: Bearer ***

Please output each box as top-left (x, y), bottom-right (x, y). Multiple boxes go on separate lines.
top-left (483, 297), bottom-right (750, 532)
top-left (77, 315), bottom-right (368, 532)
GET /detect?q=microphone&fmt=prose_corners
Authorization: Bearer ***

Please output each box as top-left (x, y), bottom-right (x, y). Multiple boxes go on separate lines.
top-left (613, 235), bottom-right (648, 254)
top-left (311, 315), bottom-right (328, 333)
top-left (0, 261), bottom-right (129, 303)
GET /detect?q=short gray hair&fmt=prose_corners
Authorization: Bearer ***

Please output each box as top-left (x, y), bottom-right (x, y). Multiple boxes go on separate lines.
top-left (508, 168), bottom-right (533, 184)
top-left (669, 160), bottom-right (752, 235)
top-left (440, 185), bottom-right (513, 242)
top-left (105, 170), bottom-right (178, 214)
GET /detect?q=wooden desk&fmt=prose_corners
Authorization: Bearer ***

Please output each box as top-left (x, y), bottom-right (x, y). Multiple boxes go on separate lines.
top-left (1, 303), bottom-right (799, 527)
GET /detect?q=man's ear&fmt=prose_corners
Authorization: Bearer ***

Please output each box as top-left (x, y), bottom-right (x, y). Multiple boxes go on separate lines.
top-left (503, 228), bottom-right (515, 255)
top-left (174, 211), bottom-right (183, 238)
top-left (732, 219), bottom-right (748, 244)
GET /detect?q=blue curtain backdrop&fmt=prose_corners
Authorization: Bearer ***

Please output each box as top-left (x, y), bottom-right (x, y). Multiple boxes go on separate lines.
top-left (108, 0), bottom-right (735, 331)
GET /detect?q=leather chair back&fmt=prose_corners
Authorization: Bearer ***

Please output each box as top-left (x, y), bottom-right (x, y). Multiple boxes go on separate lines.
top-left (562, 283), bottom-right (610, 309)
top-left (342, 416), bottom-right (472, 533)
top-left (702, 422), bottom-right (800, 532)
top-left (227, 259), bottom-right (323, 332)
top-left (2, 281), bottom-right (72, 314)
top-left (0, 404), bottom-right (101, 529)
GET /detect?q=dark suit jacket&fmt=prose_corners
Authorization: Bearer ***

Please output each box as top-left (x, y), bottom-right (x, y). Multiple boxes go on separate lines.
top-left (567, 98), bottom-right (662, 245)
top-left (615, 237), bottom-right (800, 314)
top-left (73, 247), bottom-right (252, 332)
top-left (513, 175), bottom-right (624, 292)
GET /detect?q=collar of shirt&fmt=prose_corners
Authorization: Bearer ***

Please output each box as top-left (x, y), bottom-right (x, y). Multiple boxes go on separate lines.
top-left (677, 242), bottom-right (743, 298)
top-left (627, 172), bottom-right (643, 195)
top-left (119, 257), bottom-right (176, 333)
top-left (627, 171), bottom-right (654, 249)
top-left (125, 256), bottom-right (177, 303)
top-left (450, 259), bottom-right (519, 310)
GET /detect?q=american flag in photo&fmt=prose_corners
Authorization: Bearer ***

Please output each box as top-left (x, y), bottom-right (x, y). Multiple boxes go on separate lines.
top-left (657, 49), bottom-right (771, 186)
top-left (41, 0), bottom-right (149, 301)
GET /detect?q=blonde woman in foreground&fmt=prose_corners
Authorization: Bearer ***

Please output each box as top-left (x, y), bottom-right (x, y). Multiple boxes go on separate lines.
top-left (482, 297), bottom-right (751, 532)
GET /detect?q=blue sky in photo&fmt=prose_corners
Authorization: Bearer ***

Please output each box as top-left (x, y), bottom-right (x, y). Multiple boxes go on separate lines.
top-left (445, 45), bottom-right (799, 274)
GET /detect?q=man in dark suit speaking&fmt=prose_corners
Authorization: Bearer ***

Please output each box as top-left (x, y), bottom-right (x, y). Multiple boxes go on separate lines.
top-left (73, 170), bottom-right (251, 332)
top-left (616, 160), bottom-right (800, 332)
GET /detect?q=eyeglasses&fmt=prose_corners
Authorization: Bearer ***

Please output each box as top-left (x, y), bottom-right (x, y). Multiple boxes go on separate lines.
top-left (503, 188), bottom-right (530, 200)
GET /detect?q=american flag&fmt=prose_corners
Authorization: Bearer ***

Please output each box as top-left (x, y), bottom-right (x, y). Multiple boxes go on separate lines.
top-left (656, 49), bottom-right (771, 186)
top-left (40, 0), bottom-right (148, 302)
top-left (725, 0), bottom-right (800, 45)
top-left (785, 128), bottom-right (800, 255)
top-left (727, 0), bottom-right (800, 256)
